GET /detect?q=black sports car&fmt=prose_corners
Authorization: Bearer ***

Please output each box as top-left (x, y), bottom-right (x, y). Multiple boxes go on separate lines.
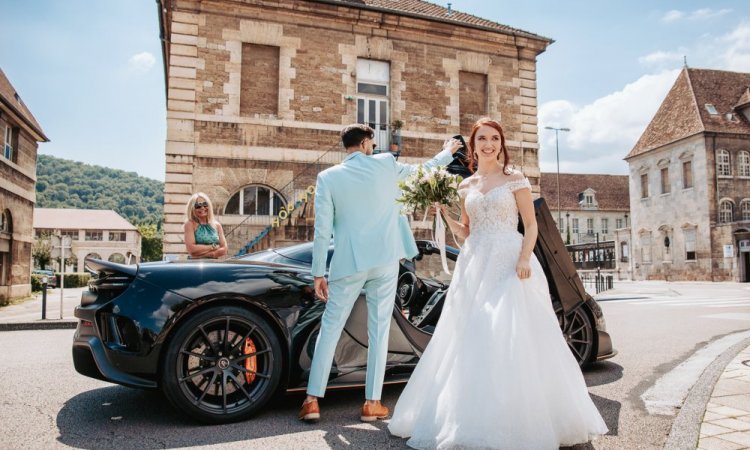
top-left (72, 199), bottom-right (615, 424)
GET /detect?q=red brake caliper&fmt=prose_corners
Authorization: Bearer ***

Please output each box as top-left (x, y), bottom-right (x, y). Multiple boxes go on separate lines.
top-left (243, 338), bottom-right (257, 384)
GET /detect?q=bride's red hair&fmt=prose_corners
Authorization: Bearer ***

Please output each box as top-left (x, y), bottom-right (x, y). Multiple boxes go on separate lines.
top-left (467, 118), bottom-right (509, 174)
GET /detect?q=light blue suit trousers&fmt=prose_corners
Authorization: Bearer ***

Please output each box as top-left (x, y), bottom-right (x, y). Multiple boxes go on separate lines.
top-left (306, 262), bottom-right (399, 400)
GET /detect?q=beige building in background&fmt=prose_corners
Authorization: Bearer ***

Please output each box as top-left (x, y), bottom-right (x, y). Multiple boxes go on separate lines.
top-left (33, 208), bottom-right (141, 272)
top-left (157, 0), bottom-right (552, 258)
top-left (626, 67), bottom-right (750, 282)
top-left (0, 68), bottom-right (49, 305)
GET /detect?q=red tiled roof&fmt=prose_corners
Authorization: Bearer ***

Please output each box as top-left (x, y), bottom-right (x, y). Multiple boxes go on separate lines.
top-left (627, 67), bottom-right (750, 159)
top-left (0, 68), bottom-right (48, 142)
top-left (33, 209), bottom-right (137, 231)
top-left (540, 172), bottom-right (630, 211)
top-left (317, 0), bottom-right (552, 42)
top-left (736, 87), bottom-right (750, 109)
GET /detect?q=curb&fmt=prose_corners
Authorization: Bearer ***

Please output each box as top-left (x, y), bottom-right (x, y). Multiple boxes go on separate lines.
top-left (663, 334), bottom-right (750, 450)
top-left (0, 320), bottom-right (78, 331)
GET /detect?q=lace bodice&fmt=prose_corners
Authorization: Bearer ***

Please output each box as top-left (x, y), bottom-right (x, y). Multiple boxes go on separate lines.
top-left (463, 177), bottom-right (531, 236)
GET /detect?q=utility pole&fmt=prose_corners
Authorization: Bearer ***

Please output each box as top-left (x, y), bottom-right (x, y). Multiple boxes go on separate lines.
top-left (544, 126), bottom-right (571, 235)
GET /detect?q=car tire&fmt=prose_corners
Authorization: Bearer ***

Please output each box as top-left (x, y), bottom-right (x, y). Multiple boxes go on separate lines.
top-left (555, 304), bottom-right (596, 367)
top-left (161, 305), bottom-right (283, 424)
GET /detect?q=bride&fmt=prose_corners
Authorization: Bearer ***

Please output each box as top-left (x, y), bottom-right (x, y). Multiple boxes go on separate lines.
top-left (387, 118), bottom-right (608, 449)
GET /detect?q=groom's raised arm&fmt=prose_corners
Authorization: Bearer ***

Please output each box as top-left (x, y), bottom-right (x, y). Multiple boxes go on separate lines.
top-left (311, 174), bottom-right (333, 277)
top-left (394, 141), bottom-right (459, 181)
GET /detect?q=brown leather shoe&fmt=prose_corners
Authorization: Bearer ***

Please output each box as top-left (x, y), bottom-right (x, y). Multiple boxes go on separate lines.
top-left (298, 398), bottom-right (320, 423)
top-left (360, 401), bottom-right (389, 422)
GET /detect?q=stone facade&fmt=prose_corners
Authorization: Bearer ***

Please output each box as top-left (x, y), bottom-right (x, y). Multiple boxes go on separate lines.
top-left (626, 68), bottom-right (750, 282)
top-left (157, 0), bottom-right (551, 257)
top-left (0, 69), bottom-right (48, 305)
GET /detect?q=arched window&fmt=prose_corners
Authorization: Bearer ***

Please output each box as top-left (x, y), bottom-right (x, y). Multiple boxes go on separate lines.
top-left (0, 209), bottom-right (11, 233)
top-left (741, 199), bottom-right (750, 221)
top-left (719, 200), bottom-right (734, 223)
top-left (85, 252), bottom-right (102, 261)
top-left (108, 253), bottom-right (126, 264)
top-left (739, 151), bottom-right (750, 177)
top-left (717, 149), bottom-right (731, 176)
top-left (224, 185), bottom-right (285, 216)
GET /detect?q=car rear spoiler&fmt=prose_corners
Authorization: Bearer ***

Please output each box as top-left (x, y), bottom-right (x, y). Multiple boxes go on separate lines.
top-left (84, 258), bottom-right (138, 277)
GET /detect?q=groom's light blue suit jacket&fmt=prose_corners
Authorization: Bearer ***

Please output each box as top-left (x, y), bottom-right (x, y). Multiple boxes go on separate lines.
top-left (311, 149), bottom-right (454, 281)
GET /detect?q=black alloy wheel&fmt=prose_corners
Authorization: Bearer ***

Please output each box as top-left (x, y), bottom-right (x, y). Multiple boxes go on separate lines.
top-left (555, 304), bottom-right (595, 367)
top-left (161, 306), bottom-right (283, 423)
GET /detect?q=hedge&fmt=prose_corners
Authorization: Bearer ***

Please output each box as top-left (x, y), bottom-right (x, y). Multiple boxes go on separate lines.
top-left (30, 273), bottom-right (91, 291)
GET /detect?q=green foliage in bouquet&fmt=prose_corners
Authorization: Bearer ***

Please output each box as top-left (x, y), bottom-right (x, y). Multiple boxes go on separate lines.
top-left (397, 165), bottom-right (463, 215)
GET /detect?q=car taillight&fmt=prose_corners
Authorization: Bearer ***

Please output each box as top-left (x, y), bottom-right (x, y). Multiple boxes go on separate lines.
top-left (80, 320), bottom-right (94, 328)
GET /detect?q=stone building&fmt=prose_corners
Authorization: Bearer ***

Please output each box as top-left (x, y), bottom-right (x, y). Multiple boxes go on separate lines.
top-left (33, 208), bottom-right (141, 273)
top-left (0, 68), bottom-right (49, 305)
top-left (540, 172), bottom-right (631, 278)
top-left (626, 67), bottom-right (750, 282)
top-left (156, 0), bottom-right (551, 258)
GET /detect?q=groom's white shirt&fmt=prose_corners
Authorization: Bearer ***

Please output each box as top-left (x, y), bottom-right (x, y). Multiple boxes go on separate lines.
top-left (311, 149), bottom-right (453, 281)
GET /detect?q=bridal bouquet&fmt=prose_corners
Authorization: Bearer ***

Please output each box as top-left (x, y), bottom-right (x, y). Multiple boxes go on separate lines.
top-left (397, 166), bottom-right (462, 274)
top-left (397, 165), bottom-right (462, 215)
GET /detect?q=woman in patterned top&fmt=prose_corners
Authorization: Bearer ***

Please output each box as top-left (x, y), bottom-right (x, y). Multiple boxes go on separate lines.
top-left (183, 192), bottom-right (227, 259)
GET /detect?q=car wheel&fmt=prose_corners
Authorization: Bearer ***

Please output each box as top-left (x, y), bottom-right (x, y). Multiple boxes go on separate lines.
top-left (555, 304), bottom-right (595, 367)
top-left (161, 306), bottom-right (283, 423)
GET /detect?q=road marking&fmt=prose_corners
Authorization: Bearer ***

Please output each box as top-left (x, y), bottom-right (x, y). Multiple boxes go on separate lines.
top-left (641, 330), bottom-right (750, 416)
top-left (702, 313), bottom-right (750, 321)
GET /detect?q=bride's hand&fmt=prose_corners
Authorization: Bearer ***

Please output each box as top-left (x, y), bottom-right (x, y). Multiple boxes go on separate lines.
top-left (432, 203), bottom-right (449, 217)
top-left (516, 258), bottom-right (531, 280)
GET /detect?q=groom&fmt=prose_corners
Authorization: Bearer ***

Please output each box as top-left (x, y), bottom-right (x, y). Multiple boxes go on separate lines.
top-left (299, 124), bottom-right (461, 423)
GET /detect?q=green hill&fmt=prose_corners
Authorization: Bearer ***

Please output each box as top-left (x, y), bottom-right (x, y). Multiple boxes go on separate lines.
top-left (35, 154), bottom-right (164, 226)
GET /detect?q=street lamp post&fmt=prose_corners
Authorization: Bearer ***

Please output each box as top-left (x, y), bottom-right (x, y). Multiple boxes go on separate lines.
top-left (545, 126), bottom-right (570, 236)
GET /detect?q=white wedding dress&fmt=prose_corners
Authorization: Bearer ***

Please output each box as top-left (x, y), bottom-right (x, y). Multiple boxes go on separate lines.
top-left (388, 177), bottom-right (608, 450)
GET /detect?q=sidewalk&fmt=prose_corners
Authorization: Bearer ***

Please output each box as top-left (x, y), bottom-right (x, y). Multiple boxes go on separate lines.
top-left (697, 345), bottom-right (750, 449)
top-left (0, 286), bottom-right (83, 330)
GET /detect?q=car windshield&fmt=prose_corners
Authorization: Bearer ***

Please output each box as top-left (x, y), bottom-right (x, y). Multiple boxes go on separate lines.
top-left (241, 242), bottom-right (333, 267)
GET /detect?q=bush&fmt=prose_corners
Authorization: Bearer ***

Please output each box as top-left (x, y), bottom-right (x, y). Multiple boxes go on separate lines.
top-left (30, 273), bottom-right (90, 291)
top-left (60, 273), bottom-right (91, 288)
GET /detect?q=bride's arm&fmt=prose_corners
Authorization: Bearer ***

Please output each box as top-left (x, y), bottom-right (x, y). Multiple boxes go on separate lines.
top-left (438, 194), bottom-right (470, 240)
top-left (515, 187), bottom-right (537, 279)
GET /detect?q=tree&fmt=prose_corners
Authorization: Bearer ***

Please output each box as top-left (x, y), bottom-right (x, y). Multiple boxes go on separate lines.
top-left (138, 223), bottom-right (163, 262)
top-left (32, 235), bottom-right (52, 269)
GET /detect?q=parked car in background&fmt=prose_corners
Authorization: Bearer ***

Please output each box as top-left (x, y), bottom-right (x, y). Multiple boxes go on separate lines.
top-left (32, 269), bottom-right (57, 288)
top-left (72, 198), bottom-right (615, 424)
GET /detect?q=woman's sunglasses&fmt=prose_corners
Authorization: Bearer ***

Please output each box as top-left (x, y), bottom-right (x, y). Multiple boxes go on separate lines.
top-left (194, 202), bottom-right (209, 209)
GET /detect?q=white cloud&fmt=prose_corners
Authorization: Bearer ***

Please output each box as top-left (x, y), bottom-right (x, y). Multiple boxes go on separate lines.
top-left (639, 51), bottom-right (684, 66)
top-left (538, 70), bottom-right (680, 175)
top-left (127, 52), bottom-right (155, 74)
top-left (661, 10), bottom-right (684, 23)
top-left (690, 8), bottom-right (732, 20)
top-left (717, 22), bottom-right (750, 72)
top-left (661, 8), bottom-right (731, 23)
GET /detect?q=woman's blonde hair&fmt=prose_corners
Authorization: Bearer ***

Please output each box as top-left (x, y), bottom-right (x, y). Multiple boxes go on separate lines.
top-left (185, 192), bottom-right (217, 225)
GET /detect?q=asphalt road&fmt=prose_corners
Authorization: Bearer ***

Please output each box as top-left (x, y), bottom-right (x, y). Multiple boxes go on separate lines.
top-left (0, 281), bottom-right (748, 449)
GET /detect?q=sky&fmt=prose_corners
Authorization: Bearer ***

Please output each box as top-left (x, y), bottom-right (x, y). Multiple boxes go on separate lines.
top-left (1, 1), bottom-right (749, 181)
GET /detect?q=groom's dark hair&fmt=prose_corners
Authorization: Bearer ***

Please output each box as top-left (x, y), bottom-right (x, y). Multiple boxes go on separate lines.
top-left (341, 124), bottom-right (374, 148)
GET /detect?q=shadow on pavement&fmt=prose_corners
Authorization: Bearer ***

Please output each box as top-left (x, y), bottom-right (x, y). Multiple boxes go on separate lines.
top-left (56, 384), bottom-right (410, 449)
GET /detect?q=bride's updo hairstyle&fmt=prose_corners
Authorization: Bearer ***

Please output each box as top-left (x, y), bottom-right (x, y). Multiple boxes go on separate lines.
top-left (467, 117), bottom-right (510, 175)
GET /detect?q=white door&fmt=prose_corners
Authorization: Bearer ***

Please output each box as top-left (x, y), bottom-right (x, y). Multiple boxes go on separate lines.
top-left (357, 97), bottom-right (388, 150)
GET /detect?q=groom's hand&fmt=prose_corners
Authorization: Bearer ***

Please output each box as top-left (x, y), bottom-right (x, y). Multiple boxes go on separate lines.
top-left (442, 138), bottom-right (463, 155)
top-left (314, 277), bottom-right (329, 302)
